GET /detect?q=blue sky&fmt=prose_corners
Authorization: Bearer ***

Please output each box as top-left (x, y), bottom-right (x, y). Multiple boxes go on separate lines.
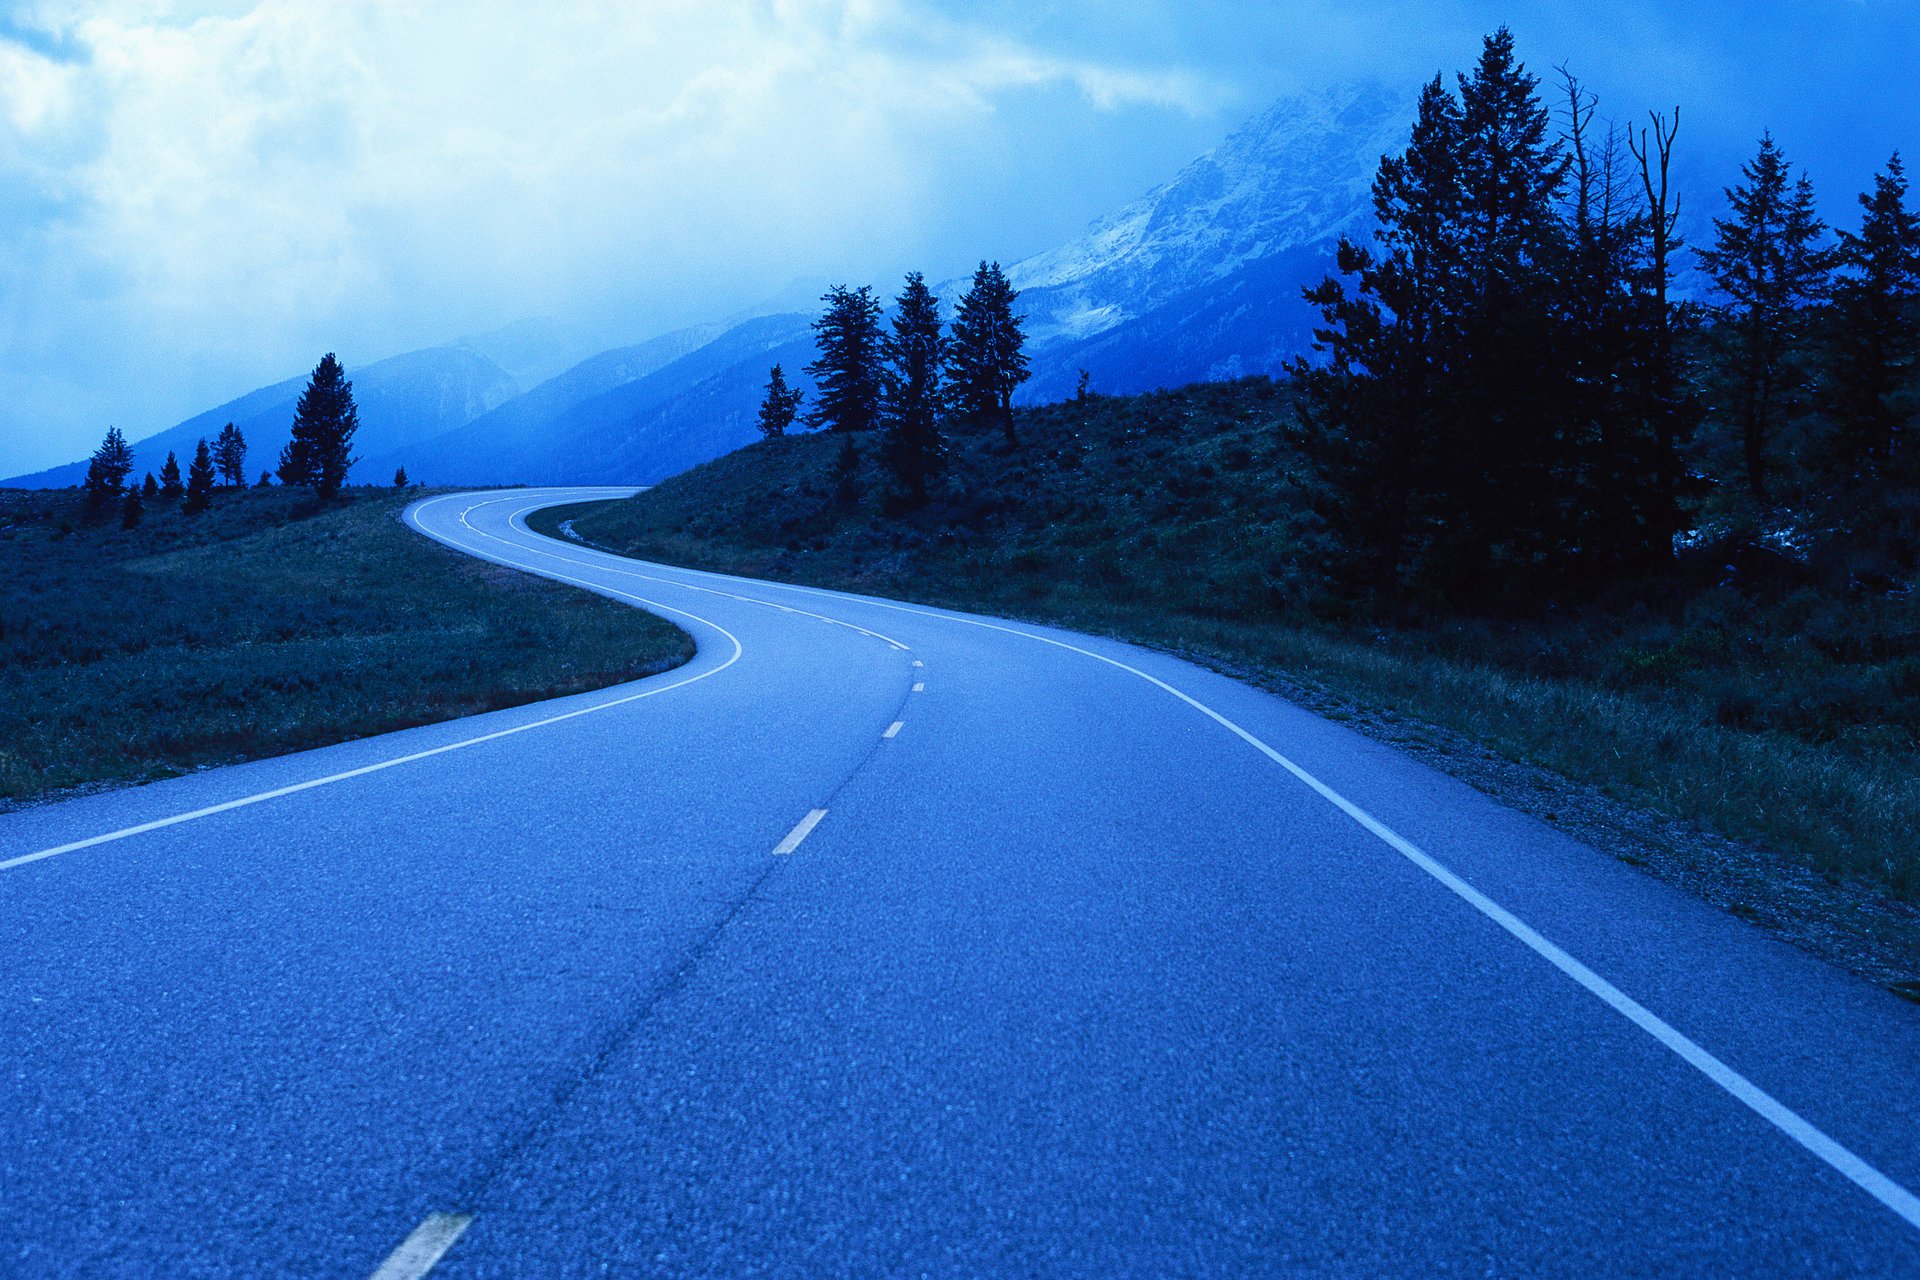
top-left (2, 1), bottom-right (1916, 475)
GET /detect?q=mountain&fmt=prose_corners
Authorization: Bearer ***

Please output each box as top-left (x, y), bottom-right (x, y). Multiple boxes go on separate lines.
top-left (385, 315), bottom-right (814, 486)
top-left (383, 81), bottom-right (1408, 488)
top-left (1004, 81), bottom-right (1409, 399)
top-left (366, 324), bottom-right (723, 484)
top-left (7, 346), bottom-right (518, 489)
top-left (7, 81), bottom-right (1413, 492)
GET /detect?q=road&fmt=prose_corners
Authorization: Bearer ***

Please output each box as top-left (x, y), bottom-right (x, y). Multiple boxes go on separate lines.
top-left (3, 485), bottom-right (1918, 1277)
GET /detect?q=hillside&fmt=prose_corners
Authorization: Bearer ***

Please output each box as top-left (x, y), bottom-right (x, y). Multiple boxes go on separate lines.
top-left (0, 487), bottom-right (689, 806)
top-left (364, 323), bottom-right (723, 485)
top-left (530, 385), bottom-right (1920, 978)
top-left (393, 313), bottom-right (816, 486)
top-left (6, 346), bottom-right (519, 489)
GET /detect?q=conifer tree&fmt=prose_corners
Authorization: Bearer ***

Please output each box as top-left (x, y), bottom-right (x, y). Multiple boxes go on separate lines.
top-left (256, 470), bottom-right (274, 488)
top-left (1447, 28), bottom-right (1569, 579)
top-left (394, 466), bottom-right (409, 488)
top-left (756, 364), bottom-right (804, 438)
top-left (141, 472), bottom-right (159, 499)
top-left (948, 261), bottom-right (1030, 446)
top-left (880, 272), bottom-right (948, 506)
top-left (1291, 73), bottom-right (1465, 592)
top-left (120, 484), bottom-right (143, 529)
top-left (1823, 154), bottom-right (1920, 489)
top-left (284, 353), bottom-right (359, 497)
top-left (212, 422), bottom-right (247, 487)
top-left (159, 450), bottom-right (184, 498)
top-left (82, 427), bottom-right (135, 509)
top-left (1699, 134), bottom-right (1831, 501)
top-left (805, 286), bottom-right (884, 434)
top-left (183, 439), bottom-right (216, 514)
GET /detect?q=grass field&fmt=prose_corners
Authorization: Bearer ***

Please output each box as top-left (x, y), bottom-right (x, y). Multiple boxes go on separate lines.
top-left (0, 486), bottom-right (691, 807)
top-left (531, 380), bottom-right (1920, 911)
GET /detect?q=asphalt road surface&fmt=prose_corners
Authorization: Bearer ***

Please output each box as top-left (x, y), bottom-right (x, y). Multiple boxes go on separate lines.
top-left (4, 486), bottom-right (1919, 1277)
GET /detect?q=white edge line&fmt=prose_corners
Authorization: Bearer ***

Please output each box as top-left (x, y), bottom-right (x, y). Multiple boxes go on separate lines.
top-left (0, 494), bottom-right (746, 874)
top-left (368, 1212), bottom-right (472, 1280)
top-left (513, 530), bottom-right (1920, 1234)
top-left (772, 808), bottom-right (828, 856)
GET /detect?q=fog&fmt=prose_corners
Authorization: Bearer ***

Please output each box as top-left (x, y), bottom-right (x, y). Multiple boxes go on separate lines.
top-left (3, 0), bottom-right (1914, 476)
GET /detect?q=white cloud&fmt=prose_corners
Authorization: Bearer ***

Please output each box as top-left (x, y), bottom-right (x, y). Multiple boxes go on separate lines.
top-left (0, 0), bottom-right (1221, 472)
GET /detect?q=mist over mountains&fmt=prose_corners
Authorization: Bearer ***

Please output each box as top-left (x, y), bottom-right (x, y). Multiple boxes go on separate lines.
top-left (6, 83), bottom-right (1410, 491)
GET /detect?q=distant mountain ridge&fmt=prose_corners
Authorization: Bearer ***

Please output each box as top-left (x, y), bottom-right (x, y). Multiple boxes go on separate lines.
top-left (5, 81), bottom-right (1410, 491)
top-left (6, 346), bottom-right (518, 489)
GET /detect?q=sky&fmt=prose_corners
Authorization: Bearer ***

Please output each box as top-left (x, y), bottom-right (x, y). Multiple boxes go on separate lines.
top-left (2, 1), bottom-right (1917, 476)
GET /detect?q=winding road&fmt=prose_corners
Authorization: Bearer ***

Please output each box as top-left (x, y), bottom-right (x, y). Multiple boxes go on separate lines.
top-left (4, 486), bottom-right (1919, 1276)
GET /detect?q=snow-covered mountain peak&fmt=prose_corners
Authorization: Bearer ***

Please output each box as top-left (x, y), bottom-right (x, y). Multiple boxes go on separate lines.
top-left (1009, 81), bottom-right (1412, 343)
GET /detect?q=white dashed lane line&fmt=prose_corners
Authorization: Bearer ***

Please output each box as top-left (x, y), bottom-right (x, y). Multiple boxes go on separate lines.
top-left (882, 722), bottom-right (904, 739)
top-left (368, 1213), bottom-right (472, 1280)
top-left (772, 809), bottom-right (829, 856)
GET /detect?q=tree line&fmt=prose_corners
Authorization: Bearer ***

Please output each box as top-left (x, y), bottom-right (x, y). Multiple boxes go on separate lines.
top-left (1293, 27), bottom-right (1920, 604)
top-left (80, 351), bottom-right (392, 526)
top-left (757, 260), bottom-right (1031, 507)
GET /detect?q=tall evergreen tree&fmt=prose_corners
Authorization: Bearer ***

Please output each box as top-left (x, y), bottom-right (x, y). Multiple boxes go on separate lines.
top-left (158, 450), bottom-right (184, 498)
top-left (947, 260), bottom-right (1030, 447)
top-left (120, 484), bottom-right (143, 529)
top-left (1698, 134), bottom-right (1831, 501)
top-left (212, 422), bottom-right (247, 487)
top-left (82, 427), bottom-right (135, 509)
top-left (141, 472), bottom-right (159, 499)
top-left (183, 439), bottom-right (216, 514)
top-left (393, 466), bottom-right (410, 488)
top-left (1823, 154), bottom-right (1920, 489)
top-left (756, 364), bottom-right (804, 439)
top-left (880, 272), bottom-right (948, 506)
top-left (284, 353), bottom-right (359, 498)
top-left (1291, 73), bottom-right (1465, 593)
top-left (1447, 28), bottom-right (1569, 581)
top-left (805, 286), bottom-right (884, 434)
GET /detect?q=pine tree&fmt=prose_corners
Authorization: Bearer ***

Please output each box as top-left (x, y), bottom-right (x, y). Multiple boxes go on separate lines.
top-left (183, 439), bottom-right (216, 514)
top-left (212, 422), bottom-right (247, 487)
top-left (284, 352), bottom-right (359, 497)
top-left (120, 485), bottom-right (143, 529)
top-left (948, 261), bottom-right (1030, 446)
top-left (1823, 154), bottom-right (1920, 489)
top-left (805, 286), bottom-right (884, 434)
top-left (256, 470), bottom-right (274, 488)
top-left (82, 427), bottom-right (135, 509)
top-left (1291, 73), bottom-right (1465, 593)
top-left (880, 272), bottom-right (948, 506)
top-left (1447, 28), bottom-right (1569, 581)
top-left (756, 364), bottom-right (804, 439)
top-left (141, 472), bottom-right (159, 499)
top-left (394, 466), bottom-right (410, 488)
top-left (159, 450), bottom-right (184, 498)
top-left (1699, 134), bottom-right (1831, 501)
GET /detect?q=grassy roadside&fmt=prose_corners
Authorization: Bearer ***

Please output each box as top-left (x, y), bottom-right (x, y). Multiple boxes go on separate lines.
top-left (530, 382), bottom-right (1920, 982)
top-left (0, 487), bottom-right (692, 808)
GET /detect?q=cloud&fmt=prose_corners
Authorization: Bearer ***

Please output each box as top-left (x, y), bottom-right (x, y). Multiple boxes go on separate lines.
top-left (0, 0), bottom-right (1223, 473)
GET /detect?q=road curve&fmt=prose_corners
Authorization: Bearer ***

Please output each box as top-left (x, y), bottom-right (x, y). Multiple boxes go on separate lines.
top-left (3, 485), bottom-right (1918, 1277)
